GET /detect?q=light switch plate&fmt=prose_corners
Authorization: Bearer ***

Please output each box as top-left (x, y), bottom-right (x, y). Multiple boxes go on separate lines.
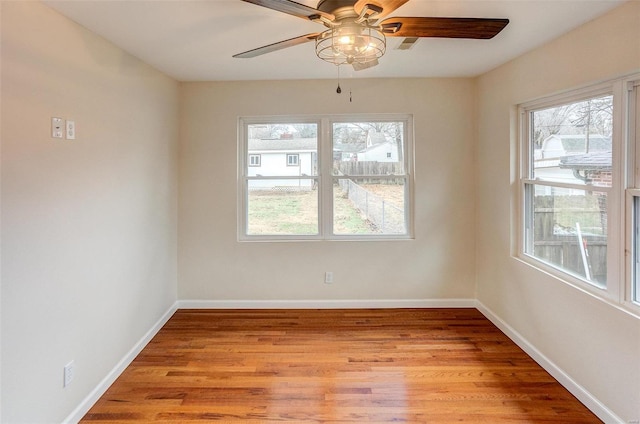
top-left (51, 117), bottom-right (63, 139)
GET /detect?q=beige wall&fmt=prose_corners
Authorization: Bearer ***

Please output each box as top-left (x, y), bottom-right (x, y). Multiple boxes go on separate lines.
top-left (476, 1), bottom-right (640, 421)
top-left (1, 2), bottom-right (179, 422)
top-left (179, 78), bottom-right (477, 302)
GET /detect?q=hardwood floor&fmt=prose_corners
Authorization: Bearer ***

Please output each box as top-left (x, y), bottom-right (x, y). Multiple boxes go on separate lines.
top-left (81, 308), bottom-right (601, 423)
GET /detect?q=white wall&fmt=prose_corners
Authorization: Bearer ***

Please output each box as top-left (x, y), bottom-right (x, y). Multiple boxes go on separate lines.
top-left (179, 78), bottom-right (477, 302)
top-left (476, 1), bottom-right (640, 422)
top-left (0, 2), bottom-right (179, 422)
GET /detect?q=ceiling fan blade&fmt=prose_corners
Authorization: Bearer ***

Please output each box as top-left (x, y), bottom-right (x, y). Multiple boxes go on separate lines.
top-left (240, 0), bottom-right (334, 21)
top-left (380, 17), bottom-right (509, 39)
top-left (354, 0), bottom-right (409, 20)
top-left (233, 33), bottom-right (321, 58)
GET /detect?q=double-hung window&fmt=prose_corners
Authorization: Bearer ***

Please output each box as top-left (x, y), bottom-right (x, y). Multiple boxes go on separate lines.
top-left (520, 91), bottom-right (615, 289)
top-left (249, 154), bottom-right (261, 167)
top-left (286, 154), bottom-right (299, 166)
top-left (239, 115), bottom-right (413, 240)
top-left (627, 79), bottom-right (640, 306)
top-left (519, 74), bottom-right (640, 313)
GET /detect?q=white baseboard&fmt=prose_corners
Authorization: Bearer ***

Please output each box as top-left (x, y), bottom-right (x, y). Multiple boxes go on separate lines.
top-left (475, 301), bottom-right (624, 424)
top-left (177, 298), bottom-right (476, 309)
top-left (62, 302), bottom-right (178, 424)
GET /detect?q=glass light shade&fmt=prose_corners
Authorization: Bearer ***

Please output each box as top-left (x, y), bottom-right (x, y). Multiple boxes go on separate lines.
top-left (316, 24), bottom-right (385, 66)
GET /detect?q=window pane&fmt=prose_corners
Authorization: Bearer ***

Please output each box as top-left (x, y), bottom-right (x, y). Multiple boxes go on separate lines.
top-left (333, 178), bottom-right (406, 235)
top-left (332, 122), bottom-right (404, 176)
top-left (247, 180), bottom-right (318, 235)
top-left (525, 183), bottom-right (607, 286)
top-left (635, 197), bottom-right (640, 303)
top-left (248, 123), bottom-right (317, 177)
top-left (532, 95), bottom-right (613, 186)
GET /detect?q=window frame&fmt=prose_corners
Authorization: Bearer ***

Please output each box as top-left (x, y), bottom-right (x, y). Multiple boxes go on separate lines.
top-left (626, 190), bottom-right (640, 306)
top-left (238, 114), bottom-right (414, 242)
top-left (517, 74), bottom-right (640, 316)
top-left (625, 77), bottom-right (640, 310)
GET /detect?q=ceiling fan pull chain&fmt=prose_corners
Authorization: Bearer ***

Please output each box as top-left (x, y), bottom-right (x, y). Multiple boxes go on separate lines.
top-left (336, 65), bottom-right (342, 94)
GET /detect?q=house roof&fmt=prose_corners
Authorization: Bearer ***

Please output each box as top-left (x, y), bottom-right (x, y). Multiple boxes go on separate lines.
top-left (559, 151), bottom-right (612, 170)
top-left (543, 134), bottom-right (611, 153)
top-left (249, 138), bottom-right (316, 152)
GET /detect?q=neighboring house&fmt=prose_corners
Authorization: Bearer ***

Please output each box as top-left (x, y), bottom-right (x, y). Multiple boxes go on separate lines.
top-left (334, 142), bottom-right (362, 161)
top-left (558, 150), bottom-right (610, 243)
top-left (559, 150), bottom-right (612, 187)
top-left (248, 137), bottom-right (317, 190)
top-left (534, 134), bottom-right (611, 185)
top-left (538, 134), bottom-right (610, 159)
top-left (354, 131), bottom-right (399, 162)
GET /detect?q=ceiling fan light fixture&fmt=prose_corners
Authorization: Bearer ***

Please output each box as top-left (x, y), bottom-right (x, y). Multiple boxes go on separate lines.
top-left (315, 24), bottom-right (385, 67)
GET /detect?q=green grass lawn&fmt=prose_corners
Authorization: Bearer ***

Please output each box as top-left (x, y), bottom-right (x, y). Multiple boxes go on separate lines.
top-left (247, 188), bottom-right (373, 235)
top-left (248, 191), bottom-right (318, 235)
top-left (333, 189), bottom-right (377, 234)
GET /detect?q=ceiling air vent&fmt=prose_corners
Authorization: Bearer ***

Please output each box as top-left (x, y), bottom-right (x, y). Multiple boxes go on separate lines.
top-left (397, 37), bottom-right (419, 50)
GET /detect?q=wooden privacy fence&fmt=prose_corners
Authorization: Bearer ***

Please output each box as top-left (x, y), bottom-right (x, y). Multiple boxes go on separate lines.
top-left (534, 195), bottom-right (607, 284)
top-left (335, 161), bottom-right (403, 179)
top-left (533, 237), bottom-right (606, 283)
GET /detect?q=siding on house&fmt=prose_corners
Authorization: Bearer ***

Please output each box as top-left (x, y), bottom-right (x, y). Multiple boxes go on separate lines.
top-left (248, 138), bottom-right (317, 190)
top-left (357, 141), bottom-right (398, 162)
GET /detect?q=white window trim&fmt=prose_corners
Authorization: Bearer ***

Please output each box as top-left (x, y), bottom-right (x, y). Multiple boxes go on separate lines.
top-left (516, 80), bottom-right (625, 306)
top-left (625, 190), bottom-right (640, 309)
top-left (238, 114), bottom-right (414, 242)
top-left (624, 76), bottom-right (640, 311)
top-left (515, 73), bottom-right (640, 317)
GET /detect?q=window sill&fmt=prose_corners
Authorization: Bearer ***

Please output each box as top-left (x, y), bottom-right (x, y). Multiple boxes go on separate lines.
top-left (513, 254), bottom-right (640, 320)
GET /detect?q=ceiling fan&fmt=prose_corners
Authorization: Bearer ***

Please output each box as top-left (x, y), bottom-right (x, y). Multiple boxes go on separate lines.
top-left (234, 0), bottom-right (509, 70)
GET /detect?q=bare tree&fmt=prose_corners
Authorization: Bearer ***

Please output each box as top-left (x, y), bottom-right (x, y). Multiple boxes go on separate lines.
top-left (532, 95), bottom-right (613, 150)
top-left (333, 122), bottom-right (404, 165)
top-left (248, 123), bottom-right (317, 139)
top-left (533, 104), bottom-right (577, 147)
top-left (570, 96), bottom-right (613, 139)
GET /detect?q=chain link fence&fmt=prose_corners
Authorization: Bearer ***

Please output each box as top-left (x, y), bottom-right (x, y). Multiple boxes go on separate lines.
top-left (338, 179), bottom-right (405, 234)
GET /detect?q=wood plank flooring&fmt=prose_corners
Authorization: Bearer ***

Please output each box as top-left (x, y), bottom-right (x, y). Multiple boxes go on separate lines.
top-left (81, 308), bottom-right (602, 423)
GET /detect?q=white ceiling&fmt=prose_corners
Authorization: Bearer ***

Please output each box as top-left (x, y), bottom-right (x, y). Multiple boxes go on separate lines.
top-left (43, 0), bottom-right (625, 82)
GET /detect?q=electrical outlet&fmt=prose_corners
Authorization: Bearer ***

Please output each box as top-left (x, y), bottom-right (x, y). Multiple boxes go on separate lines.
top-left (325, 271), bottom-right (334, 284)
top-left (63, 361), bottom-right (75, 387)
